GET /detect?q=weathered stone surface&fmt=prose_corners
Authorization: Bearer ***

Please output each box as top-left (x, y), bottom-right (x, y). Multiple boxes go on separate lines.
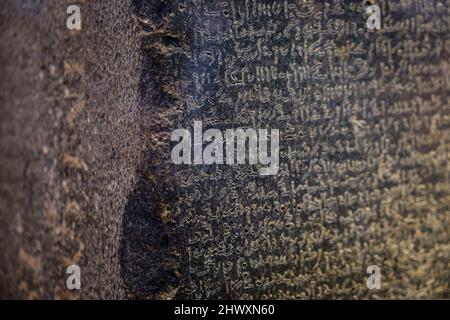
top-left (1, 0), bottom-right (449, 299)
top-left (0, 0), bottom-right (143, 299)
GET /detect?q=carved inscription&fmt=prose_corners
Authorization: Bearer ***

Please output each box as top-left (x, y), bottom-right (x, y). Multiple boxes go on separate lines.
top-left (135, 0), bottom-right (450, 299)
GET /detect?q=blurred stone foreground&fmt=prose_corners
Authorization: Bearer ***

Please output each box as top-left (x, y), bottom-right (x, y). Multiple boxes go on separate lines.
top-left (0, 1), bottom-right (449, 299)
top-left (0, 1), bottom-right (144, 299)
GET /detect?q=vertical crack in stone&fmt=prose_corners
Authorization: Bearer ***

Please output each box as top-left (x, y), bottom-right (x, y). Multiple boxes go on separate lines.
top-left (119, 0), bottom-right (186, 299)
